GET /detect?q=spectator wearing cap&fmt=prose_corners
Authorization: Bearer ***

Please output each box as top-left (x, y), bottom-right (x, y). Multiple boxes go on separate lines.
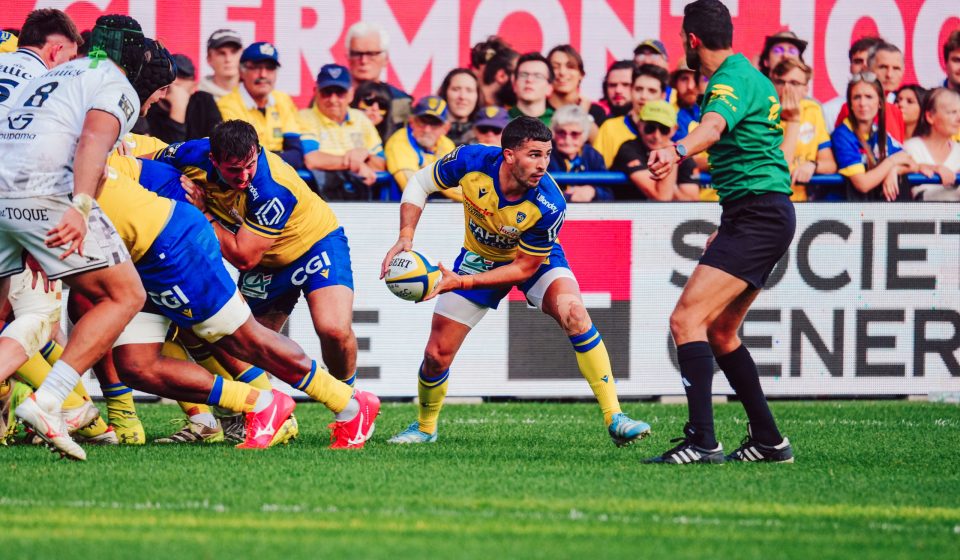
top-left (833, 42), bottom-right (907, 143)
top-left (509, 52), bottom-right (555, 126)
top-left (547, 105), bottom-right (612, 203)
top-left (609, 100), bottom-right (699, 201)
top-left (634, 39), bottom-right (669, 71)
top-left (143, 52), bottom-right (197, 143)
top-left (438, 68), bottom-right (480, 146)
top-left (758, 30), bottom-right (806, 77)
top-left (217, 41), bottom-right (314, 170)
top-left (670, 59), bottom-right (700, 141)
top-left (299, 63), bottom-right (385, 195)
top-left (300, 64), bottom-right (386, 194)
top-left (345, 22), bottom-right (412, 139)
top-left (199, 28), bottom-right (242, 99)
top-left (472, 106), bottom-right (509, 146)
top-left (547, 45), bottom-right (607, 130)
top-left (599, 60), bottom-right (634, 118)
top-left (822, 36), bottom-right (883, 131)
top-left (594, 63), bottom-right (669, 168)
top-left (771, 59), bottom-right (836, 201)
top-left (384, 96), bottom-right (459, 200)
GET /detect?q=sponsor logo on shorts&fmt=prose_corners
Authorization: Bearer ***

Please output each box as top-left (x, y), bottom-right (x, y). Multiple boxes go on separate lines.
top-left (468, 219), bottom-right (517, 250)
top-left (240, 272), bottom-right (272, 299)
top-left (458, 251), bottom-right (495, 275)
top-left (291, 251), bottom-right (332, 286)
top-left (0, 207), bottom-right (49, 221)
top-left (148, 285), bottom-right (191, 310)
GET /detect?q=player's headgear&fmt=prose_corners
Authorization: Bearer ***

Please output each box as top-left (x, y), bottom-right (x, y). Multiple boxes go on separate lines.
top-left (134, 38), bottom-right (176, 104)
top-left (88, 14), bottom-right (145, 80)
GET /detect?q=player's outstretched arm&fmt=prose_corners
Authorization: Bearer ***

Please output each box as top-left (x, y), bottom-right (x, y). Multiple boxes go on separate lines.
top-left (46, 110), bottom-right (121, 259)
top-left (423, 252), bottom-right (544, 302)
top-left (648, 112), bottom-right (726, 180)
top-left (380, 165), bottom-right (440, 278)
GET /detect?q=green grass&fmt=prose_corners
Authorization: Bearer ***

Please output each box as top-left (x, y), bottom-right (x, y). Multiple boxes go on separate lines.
top-left (1, 401), bottom-right (958, 559)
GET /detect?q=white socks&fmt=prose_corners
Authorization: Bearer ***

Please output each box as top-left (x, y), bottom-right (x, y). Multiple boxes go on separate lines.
top-left (334, 394), bottom-right (359, 421)
top-left (36, 361), bottom-right (80, 407)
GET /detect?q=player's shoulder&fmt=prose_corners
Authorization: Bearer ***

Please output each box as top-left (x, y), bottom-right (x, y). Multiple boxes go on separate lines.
top-left (156, 138), bottom-right (211, 166)
top-left (253, 150), bottom-right (302, 198)
top-left (446, 143), bottom-right (500, 168)
top-left (535, 173), bottom-right (566, 216)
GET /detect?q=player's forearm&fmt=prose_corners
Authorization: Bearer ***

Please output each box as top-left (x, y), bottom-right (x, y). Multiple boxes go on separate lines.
top-left (459, 259), bottom-right (540, 291)
top-left (677, 112), bottom-right (725, 157)
top-left (398, 202), bottom-right (423, 241)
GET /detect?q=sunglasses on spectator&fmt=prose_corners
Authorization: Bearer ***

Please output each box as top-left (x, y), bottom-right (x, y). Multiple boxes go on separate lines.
top-left (850, 72), bottom-right (879, 84)
top-left (553, 129), bottom-right (583, 139)
top-left (358, 98), bottom-right (388, 116)
top-left (319, 87), bottom-right (349, 98)
top-left (643, 122), bottom-right (671, 135)
top-left (349, 50), bottom-right (383, 59)
top-left (772, 78), bottom-right (808, 88)
top-left (771, 45), bottom-right (800, 56)
top-left (476, 125), bottom-right (503, 135)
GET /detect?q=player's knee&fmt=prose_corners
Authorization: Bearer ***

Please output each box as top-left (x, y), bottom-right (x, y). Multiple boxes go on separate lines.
top-left (423, 345), bottom-right (453, 374)
top-left (707, 323), bottom-right (740, 354)
top-left (316, 321), bottom-right (354, 347)
top-left (560, 301), bottom-right (590, 336)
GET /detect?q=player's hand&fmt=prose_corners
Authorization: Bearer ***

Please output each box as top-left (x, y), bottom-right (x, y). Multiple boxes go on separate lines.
top-left (882, 170), bottom-right (900, 202)
top-left (791, 160), bottom-right (816, 184)
top-left (181, 175), bottom-right (206, 211)
top-left (421, 262), bottom-right (460, 302)
top-left (703, 230), bottom-right (718, 253)
top-left (25, 254), bottom-right (54, 293)
top-left (648, 147), bottom-right (678, 180)
top-left (116, 138), bottom-right (132, 157)
top-left (380, 237), bottom-right (413, 279)
top-left (45, 207), bottom-right (87, 260)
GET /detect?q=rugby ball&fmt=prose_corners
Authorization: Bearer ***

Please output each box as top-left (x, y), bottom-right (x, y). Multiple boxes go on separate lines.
top-left (385, 250), bottom-right (441, 302)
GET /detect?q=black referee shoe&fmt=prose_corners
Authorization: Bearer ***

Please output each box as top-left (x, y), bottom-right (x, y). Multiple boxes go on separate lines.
top-left (726, 425), bottom-right (794, 463)
top-left (643, 435), bottom-right (725, 465)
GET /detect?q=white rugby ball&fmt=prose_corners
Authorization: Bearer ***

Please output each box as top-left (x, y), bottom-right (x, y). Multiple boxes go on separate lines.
top-left (385, 250), bottom-right (442, 302)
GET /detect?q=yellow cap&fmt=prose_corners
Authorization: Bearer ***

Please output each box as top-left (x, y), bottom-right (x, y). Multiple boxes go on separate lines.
top-left (639, 100), bottom-right (677, 129)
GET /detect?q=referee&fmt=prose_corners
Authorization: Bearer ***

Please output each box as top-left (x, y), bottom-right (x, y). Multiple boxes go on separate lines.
top-left (645, 0), bottom-right (795, 464)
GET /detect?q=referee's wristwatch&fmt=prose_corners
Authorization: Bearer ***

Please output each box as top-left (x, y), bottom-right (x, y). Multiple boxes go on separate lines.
top-left (673, 143), bottom-right (688, 160)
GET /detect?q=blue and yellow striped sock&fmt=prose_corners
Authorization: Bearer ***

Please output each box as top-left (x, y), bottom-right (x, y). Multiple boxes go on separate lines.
top-left (292, 360), bottom-right (352, 413)
top-left (205, 376), bottom-right (257, 413)
top-left (39, 340), bottom-right (63, 365)
top-left (417, 364), bottom-right (449, 434)
top-left (570, 325), bottom-right (622, 425)
top-left (343, 371), bottom-right (357, 387)
top-left (237, 366), bottom-right (273, 391)
top-left (102, 382), bottom-right (137, 424)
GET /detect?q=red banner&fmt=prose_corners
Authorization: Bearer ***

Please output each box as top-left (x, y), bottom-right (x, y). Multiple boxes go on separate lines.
top-left (4, 1), bottom-right (957, 106)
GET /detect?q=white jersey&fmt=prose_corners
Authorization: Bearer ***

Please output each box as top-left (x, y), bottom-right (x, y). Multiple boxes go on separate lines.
top-left (0, 57), bottom-right (139, 199)
top-left (0, 48), bottom-right (48, 119)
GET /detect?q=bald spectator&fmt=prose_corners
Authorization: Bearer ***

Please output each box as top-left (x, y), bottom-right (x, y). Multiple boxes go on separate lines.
top-left (345, 22), bottom-right (412, 139)
top-left (384, 96), bottom-right (459, 201)
top-left (598, 60), bottom-right (634, 118)
top-left (198, 28), bottom-right (242, 99)
top-left (217, 42), bottom-right (314, 169)
top-left (299, 63), bottom-right (386, 198)
top-left (508, 52), bottom-right (555, 126)
top-left (758, 30), bottom-right (807, 77)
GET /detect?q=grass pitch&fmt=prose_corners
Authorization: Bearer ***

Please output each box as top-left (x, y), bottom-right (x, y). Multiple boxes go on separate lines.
top-left (1, 400), bottom-right (958, 559)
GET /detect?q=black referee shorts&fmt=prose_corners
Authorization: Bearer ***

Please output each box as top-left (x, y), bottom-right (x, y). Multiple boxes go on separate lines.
top-left (699, 192), bottom-right (796, 289)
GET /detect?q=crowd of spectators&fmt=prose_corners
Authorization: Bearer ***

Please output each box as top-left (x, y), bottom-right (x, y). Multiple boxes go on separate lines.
top-left (16, 20), bottom-right (957, 203)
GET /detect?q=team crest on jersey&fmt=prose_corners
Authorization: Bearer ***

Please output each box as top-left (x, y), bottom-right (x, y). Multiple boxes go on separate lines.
top-left (516, 212), bottom-right (526, 224)
top-left (118, 94), bottom-right (135, 121)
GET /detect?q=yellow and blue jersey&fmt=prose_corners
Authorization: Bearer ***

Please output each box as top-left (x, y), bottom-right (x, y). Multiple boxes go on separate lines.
top-left (153, 139), bottom-right (338, 268)
top-left (97, 162), bottom-right (175, 263)
top-left (431, 144), bottom-right (566, 263)
top-left (832, 118), bottom-right (903, 178)
top-left (0, 31), bottom-right (17, 54)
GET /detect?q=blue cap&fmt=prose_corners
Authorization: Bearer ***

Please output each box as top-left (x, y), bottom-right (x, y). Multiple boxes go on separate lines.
top-left (474, 106), bottom-right (509, 129)
top-left (316, 64), bottom-right (351, 90)
top-left (240, 41), bottom-right (280, 66)
top-left (411, 96), bottom-right (448, 122)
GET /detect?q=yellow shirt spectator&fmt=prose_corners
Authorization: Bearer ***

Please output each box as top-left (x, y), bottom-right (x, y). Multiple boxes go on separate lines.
top-left (385, 125), bottom-right (455, 188)
top-left (779, 98), bottom-right (831, 201)
top-left (299, 106), bottom-right (383, 157)
top-left (594, 114), bottom-right (639, 168)
top-left (217, 86), bottom-right (310, 153)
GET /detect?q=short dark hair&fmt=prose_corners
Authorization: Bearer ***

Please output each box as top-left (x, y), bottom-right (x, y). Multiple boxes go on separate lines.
top-left (547, 44), bottom-right (585, 76)
top-left (632, 63), bottom-right (668, 92)
top-left (682, 0), bottom-right (733, 50)
top-left (944, 30), bottom-right (960, 64)
top-left (471, 35), bottom-right (511, 69)
top-left (18, 8), bottom-right (83, 48)
top-left (849, 36), bottom-right (883, 62)
top-left (501, 115), bottom-right (552, 151)
top-left (514, 52), bottom-right (554, 83)
top-left (210, 120), bottom-right (260, 162)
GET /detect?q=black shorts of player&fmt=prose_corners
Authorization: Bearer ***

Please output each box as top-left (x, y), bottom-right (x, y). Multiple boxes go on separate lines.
top-left (699, 192), bottom-right (796, 289)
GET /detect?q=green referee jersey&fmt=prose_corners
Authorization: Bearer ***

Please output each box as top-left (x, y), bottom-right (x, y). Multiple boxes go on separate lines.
top-left (699, 53), bottom-right (792, 203)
